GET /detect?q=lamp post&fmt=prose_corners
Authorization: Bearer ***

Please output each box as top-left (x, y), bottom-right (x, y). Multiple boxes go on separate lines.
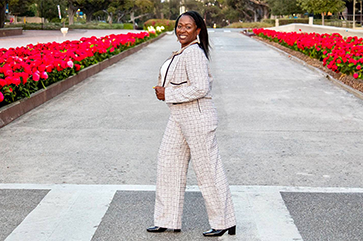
top-left (353, 0), bottom-right (356, 29)
top-left (361, 0), bottom-right (362, 27)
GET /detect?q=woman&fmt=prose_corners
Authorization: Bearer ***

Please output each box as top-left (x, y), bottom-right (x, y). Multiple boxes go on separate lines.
top-left (147, 11), bottom-right (236, 237)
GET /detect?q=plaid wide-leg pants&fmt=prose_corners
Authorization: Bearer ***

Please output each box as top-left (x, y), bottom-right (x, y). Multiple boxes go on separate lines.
top-left (154, 98), bottom-right (236, 230)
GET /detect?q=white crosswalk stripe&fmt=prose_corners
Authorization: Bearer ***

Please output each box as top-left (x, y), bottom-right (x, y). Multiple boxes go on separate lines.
top-left (3, 185), bottom-right (115, 241)
top-left (2, 184), bottom-right (363, 240)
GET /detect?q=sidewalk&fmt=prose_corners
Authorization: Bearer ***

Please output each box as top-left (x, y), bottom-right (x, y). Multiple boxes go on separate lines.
top-left (1, 29), bottom-right (363, 240)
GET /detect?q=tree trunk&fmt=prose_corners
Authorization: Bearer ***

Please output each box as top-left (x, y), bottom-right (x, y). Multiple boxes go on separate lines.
top-left (130, 11), bottom-right (135, 29)
top-left (107, 13), bottom-right (113, 24)
top-left (263, 6), bottom-right (269, 19)
top-left (241, 9), bottom-right (253, 22)
top-left (68, 3), bottom-right (78, 25)
top-left (86, 12), bottom-right (93, 22)
top-left (0, 3), bottom-right (6, 28)
top-left (321, 12), bottom-right (325, 26)
top-left (360, 0), bottom-right (362, 25)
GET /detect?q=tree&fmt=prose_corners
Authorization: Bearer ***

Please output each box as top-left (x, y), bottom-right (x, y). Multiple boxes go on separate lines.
top-left (0, 0), bottom-right (32, 28)
top-left (202, 1), bottom-right (227, 27)
top-left (8, 0), bottom-right (36, 16)
top-left (226, 0), bottom-right (269, 22)
top-left (66, 0), bottom-right (108, 23)
top-left (267, 0), bottom-right (303, 16)
top-left (0, 0), bottom-right (6, 28)
top-left (67, 0), bottom-right (82, 25)
top-left (160, 0), bottom-right (179, 20)
top-left (36, 0), bottom-right (68, 22)
top-left (296, 0), bottom-right (346, 25)
top-left (102, 5), bottom-right (114, 24)
top-left (121, 0), bottom-right (153, 28)
top-left (81, 0), bottom-right (108, 22)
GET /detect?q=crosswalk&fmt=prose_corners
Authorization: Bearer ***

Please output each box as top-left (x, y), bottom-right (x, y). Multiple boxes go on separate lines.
top-left (2, 184), bottom-right (363, 241)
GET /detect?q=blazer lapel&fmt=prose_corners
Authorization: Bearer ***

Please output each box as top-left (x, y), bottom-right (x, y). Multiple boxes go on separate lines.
top-left (164, 56), bottom-right (180, 86)
top-left (164, 40), bottom-right (199, 87)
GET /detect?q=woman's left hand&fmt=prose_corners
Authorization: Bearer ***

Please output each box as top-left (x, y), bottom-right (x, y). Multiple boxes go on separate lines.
top-left (154, 86), bottom-right (165, 101)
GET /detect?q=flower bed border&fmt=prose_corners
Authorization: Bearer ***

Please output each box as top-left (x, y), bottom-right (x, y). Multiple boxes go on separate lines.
top-left (0, 32), bottom-right (166, 128)
top-left (0, 27), bottom-right (23, 37)
top-left (251, 34), bottom-right (363, 100)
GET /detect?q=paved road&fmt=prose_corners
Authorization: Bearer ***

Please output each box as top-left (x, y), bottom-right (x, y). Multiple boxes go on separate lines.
top-left (1, 29), bottom-right (363, 240)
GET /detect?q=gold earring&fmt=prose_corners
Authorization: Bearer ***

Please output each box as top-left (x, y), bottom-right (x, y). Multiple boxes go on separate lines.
top-left (197, 35), bottom-right (200, 43)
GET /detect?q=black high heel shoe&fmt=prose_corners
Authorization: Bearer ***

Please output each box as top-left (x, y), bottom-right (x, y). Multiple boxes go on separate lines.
top-left (146, 226), bottom-right (181, 233)
top-left (203, 225), bottom-right (236, 237)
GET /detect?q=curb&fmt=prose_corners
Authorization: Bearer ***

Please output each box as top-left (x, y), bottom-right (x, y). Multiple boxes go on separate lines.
top-left (0, 32), bottom-right (166, 128)
top-left (0, 28), bottom-right (23, 37)
top-left (252, 37), bottom-right (363, 101)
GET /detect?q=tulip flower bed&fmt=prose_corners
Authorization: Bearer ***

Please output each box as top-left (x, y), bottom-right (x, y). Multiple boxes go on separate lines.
top-left (0, 31), bottom-right (153, 107)
top-left (253, 28), bottom-right (363, 92)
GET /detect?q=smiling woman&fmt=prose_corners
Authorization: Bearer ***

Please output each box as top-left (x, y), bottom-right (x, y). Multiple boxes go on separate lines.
top-left (176, 15), bottom-right (200, 48)
top-left (175, 11), bottom-right (210, 59)
top-left (148, 11), bottom-right (236, 237)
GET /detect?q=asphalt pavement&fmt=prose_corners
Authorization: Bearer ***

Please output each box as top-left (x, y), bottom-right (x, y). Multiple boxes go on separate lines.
top-left (1, 29), bottom-right (363, 241)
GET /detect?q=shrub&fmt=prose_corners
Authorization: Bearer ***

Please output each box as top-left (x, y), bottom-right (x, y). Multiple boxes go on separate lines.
top-left (262, 18), bottom-right (309, 26)
top-left (227, 22), bottom-right (273, 28)
top-left (51, 18), bottom-right (62, 23)
top-left (5, 22), bottom-right (139, 30)
top-left (123, 23), bottom-right (134, 30)
top-left (144, 19), bottom-right (175, 31)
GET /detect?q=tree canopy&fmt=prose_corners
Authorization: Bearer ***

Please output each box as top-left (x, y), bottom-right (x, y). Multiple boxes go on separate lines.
top-left (267, 0), bottom-right (303, 16)
top-left (296, 0), bottom-right (346, 25)
top-left (0, 0), bottom-right (350, 28)
top-left (296, 0), bottom-right (346, 14)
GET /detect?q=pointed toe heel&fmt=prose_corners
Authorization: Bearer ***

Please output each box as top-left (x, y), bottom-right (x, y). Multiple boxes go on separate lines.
top-left (147, 226), bottom-right (167, 232)
top-left (203, 225), bottom-right (236, 237)
top-left (147, 226), bottom-right (181, 233)
top-left (228, 225), bottom-right (236, 235)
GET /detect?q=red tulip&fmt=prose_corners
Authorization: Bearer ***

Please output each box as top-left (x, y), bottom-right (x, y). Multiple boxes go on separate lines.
top-left (75, 64), bottom-right (81, 71)
top-left (33, 71), bottom-right (40, 81)
top-left (0, 31), bottom-right (150, 105)
top-left (67, 60), bottom-right (74, 68)
top-left (253, 28), bottom-right (363, 78)
top-left (40, 71), bottom-right (48, 79)
top-left (0, 79), bottom-right (6, 87)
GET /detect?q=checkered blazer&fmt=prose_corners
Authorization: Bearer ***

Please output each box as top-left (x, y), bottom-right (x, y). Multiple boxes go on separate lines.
top-left (158, 43), bottom-right (213, 104)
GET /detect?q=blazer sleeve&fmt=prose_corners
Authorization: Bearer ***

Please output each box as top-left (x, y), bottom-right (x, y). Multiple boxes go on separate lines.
top-left (164, 47), bottom-right (210, 103)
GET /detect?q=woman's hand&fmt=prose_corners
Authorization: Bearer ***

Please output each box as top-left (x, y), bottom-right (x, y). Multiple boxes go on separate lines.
top-left (154, 86), bottom-right (165, 101)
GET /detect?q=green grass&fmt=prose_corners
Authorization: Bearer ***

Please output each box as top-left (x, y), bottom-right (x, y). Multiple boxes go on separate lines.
top-left (226, 22), bottom-right (274, 29)
top-left (5, 22), bottom-right (135, 30)
top-left (69, 22), bottom-right (134, 30)
top-left (226, 19), bottom-right (362, 29)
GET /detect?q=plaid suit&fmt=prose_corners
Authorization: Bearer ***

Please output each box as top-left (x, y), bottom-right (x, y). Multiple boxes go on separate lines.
top-left (154, 43), bottom-right (236, 230)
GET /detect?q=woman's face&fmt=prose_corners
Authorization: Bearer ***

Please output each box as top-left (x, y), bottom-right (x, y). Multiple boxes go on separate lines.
top-left (176, 15), bottom-right (201, 48)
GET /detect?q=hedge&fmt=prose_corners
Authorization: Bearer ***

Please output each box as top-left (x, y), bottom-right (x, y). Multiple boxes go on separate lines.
top-left (262, 18), bottom-right (309, 26)
top-left (144, 19), bottom-right (176, 32)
